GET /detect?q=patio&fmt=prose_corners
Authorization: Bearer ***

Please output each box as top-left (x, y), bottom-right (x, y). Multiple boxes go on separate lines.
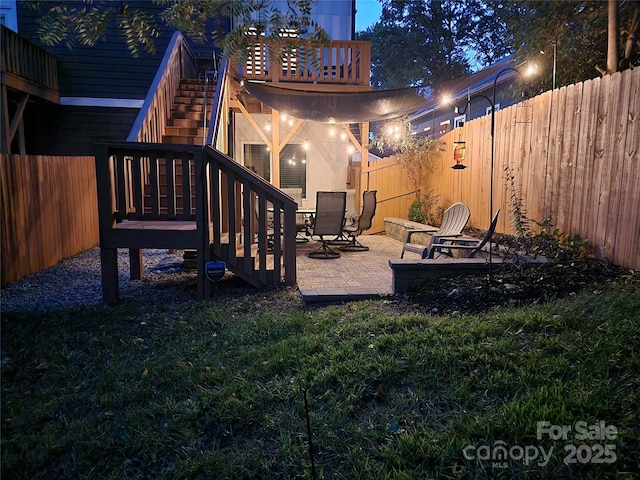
top-left (295, 234), bottom-right (401, 303)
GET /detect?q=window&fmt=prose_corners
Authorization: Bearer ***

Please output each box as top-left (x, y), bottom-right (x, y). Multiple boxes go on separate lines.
top-left (454, 114), bottom-right (466, 129)
top-left (279, 144), bottom-right (307, 198)
top-left (244, 144), bottom-right (270, 181)
top-left (439, 120), bottom-right (451, 135)
top-left (486, 103), bottom-right (501, 115)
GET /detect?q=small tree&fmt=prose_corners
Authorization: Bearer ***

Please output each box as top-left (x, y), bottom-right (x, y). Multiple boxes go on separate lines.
top-left (372, 119), bottom-right (444, 223)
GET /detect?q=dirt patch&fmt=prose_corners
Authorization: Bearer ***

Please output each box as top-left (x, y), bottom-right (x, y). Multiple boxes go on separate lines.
top-left (401, 232), bottom-right (636, 315)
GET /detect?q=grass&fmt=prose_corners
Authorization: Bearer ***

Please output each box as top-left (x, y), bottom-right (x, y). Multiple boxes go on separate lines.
top-left (2, 278), bottom-right (640, 479)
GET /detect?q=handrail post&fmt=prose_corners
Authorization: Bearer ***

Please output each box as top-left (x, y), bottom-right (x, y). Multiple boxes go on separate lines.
top-left (95, 144), bottom-right (119, 303)
top-left (195, 148), bottom-right (212, 298)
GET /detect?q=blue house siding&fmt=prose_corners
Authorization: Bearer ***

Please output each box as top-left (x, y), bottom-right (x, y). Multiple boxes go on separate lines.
top-left (17, 3), bottom-right (171, 99)
top-left (22, 104), bottom-right (137, 155)
top-left (15, 1), bottom-right (225, 155)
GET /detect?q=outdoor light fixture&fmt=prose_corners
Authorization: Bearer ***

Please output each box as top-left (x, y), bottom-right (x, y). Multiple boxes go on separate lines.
top-left (451, 62), bottom-right (539, 278)
top-left (452, 136), bottom-right (467, 170)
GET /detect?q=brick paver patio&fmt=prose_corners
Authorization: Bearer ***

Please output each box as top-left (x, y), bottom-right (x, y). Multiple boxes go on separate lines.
top-left (295, 234), bottom-right (405, 303)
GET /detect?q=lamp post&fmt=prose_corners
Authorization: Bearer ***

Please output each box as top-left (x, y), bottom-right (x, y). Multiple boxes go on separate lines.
top-left (454, 65), bottom-right (536, 279)
top-left (454, 92), bottom-right (496, 277)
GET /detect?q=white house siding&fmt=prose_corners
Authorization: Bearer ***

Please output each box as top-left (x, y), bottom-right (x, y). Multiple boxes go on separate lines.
top-left (234, 113), bottom-right (352, 209)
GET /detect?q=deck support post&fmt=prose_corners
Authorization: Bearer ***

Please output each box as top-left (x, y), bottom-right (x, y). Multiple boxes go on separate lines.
top-left (129, 248), bottom-right (143, 280)
top-left (100, 247), bottom-right (120, 303)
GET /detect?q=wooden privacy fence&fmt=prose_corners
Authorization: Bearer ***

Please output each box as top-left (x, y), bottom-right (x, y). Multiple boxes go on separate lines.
top-left (359, 155), bottom-right (417, 234)
top-left (365, 67), bottom-right (639, 270)
top-left (1, 155), bottom-right (98, 286)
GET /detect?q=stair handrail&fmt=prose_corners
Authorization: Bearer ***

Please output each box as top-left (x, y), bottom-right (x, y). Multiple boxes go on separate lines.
top-left (202, 145), bottom-right (297, 287)
top-left (127, 31), bottom-right (197, 143)
top-left (205, 57), bottom-right (228, 148)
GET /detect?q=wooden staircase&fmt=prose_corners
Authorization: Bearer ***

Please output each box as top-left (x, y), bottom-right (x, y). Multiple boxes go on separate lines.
top-left (162, 79), bottom-right (262, 284)
top-left (163, 79), bottom-right (216, 145)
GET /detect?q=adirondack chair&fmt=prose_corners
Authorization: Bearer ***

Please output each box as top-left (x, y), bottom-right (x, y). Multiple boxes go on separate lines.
top-left (400, 202), bottom-right (471, 259)
top-left (426, 209), bottom-right (500, 259)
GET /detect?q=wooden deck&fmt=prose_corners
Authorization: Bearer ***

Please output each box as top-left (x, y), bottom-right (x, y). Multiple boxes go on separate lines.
top-left (96, 143), bottom-right (298, 303)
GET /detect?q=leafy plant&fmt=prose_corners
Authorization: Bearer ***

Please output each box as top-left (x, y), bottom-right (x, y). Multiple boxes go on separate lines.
top-left (503, 163), bottom-right (531, 238)
top-left (534, 218), bottom-right (588, 256)
top-left (408, 200), bottom-right (426, 223)
top-left (24, 0), bottom-right (330, 60)
top-left (372, 119), bottom-right (444, 209)
top-left (408, 189), bottom-right (442, 225)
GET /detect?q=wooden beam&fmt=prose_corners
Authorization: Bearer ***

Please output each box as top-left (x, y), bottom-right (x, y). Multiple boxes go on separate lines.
top-left (341, 124), bottom-right (363, 152)
top-left (1, 85), bottom-right (9, 153)
top-left (271, 109), bottom-right (280, 187)
top-left (9, 94), bottom-right (29, 145)
top-left (278, 118), bottom-right (304, 151)
top-left (235, 99), bottom-right (272, 150)
top-left (0, 72), bottom-right (60, 104)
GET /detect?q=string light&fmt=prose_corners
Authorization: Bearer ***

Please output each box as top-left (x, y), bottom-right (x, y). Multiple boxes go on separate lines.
top-left (253, 114), bottom-right (365, 151)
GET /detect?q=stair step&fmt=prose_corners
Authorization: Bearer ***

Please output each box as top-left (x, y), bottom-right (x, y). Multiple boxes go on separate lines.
top-left (162, 135), bottom-right (203, 145)
top-left (176, 87), bottom-right (216, 96)
top-left (164, 126), bottom-right (205, 136)
top-left (181, 78), bottom-right (209, 85)
top-left (171, 103), bottom-right (206, 113)
top-left (169, 110), bottom-right (205, 120)
top-left (178, 83), bottom-right (215, 92)
top-left (167, 118), bottom-right (201, 128)
top-left (159, 78), bottom-right (217, 146)
top-left (173, 96), bottom-right (214, 105)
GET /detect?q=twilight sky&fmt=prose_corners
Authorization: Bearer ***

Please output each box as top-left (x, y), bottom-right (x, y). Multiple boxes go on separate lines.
top-left (355, 0), bottom-right (382, 31)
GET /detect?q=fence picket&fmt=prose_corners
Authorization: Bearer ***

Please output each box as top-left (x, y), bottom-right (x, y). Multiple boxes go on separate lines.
top-left (365, 67), bottom-right (639, 270)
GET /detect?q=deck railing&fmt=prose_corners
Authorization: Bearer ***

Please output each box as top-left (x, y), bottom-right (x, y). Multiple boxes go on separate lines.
top-left (203, 146), bottom-right (297, 288)
top-left (0, 25), bottom-right (59, 101)
top-left (96, 142), bottom-right (297, 300)
top-left (237, 39), bottom-right (371, 86)
top-left (103, 143), bottom-right (198, 221)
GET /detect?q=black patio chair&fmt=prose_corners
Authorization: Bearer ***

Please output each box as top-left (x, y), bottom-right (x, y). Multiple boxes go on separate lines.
top-left (339, 190), bottom-right (377, 252)
top-left (307, 191), bottom-right (347, 259)
top-left (281, 187), bottom-right (311, 243)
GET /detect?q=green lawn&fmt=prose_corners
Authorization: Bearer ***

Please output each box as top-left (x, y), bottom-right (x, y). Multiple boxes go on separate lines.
top-left (2, 278), bottom-right (639, 479)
